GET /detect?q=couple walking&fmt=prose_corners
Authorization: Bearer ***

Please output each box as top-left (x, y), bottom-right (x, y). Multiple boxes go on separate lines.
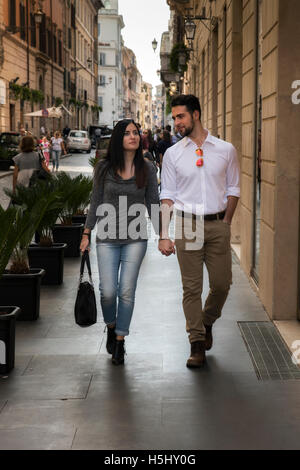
top-left (80, 94), bottom-right (240, 368)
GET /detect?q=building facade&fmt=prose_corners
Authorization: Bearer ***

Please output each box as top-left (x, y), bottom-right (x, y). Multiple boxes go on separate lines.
top-left (0, 0), bottom-right (102, 135)
top-left (166, 0), bottom-right (300, 323)
top-left (153, 83), bottom-right (166, 129)
top-left (140, 81), bottom-right (153, 130)
top-left (97, 0), bottom-right (124, 126)
top-left (121, 45), bottom-right (142, 123)
top-left (75, 0), bottom-right (102, 129)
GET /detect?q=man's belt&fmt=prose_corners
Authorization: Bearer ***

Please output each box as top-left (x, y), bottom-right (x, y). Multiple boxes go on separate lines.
top-left (177, 210), bottom-right (226, 221)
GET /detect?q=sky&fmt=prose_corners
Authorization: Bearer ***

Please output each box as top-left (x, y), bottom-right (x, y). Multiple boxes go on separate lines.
top-left (118, 0), bottom-right (170, 92)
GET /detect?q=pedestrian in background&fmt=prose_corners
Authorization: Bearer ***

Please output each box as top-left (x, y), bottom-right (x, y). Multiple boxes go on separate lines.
top-left (41, 135), bottom-right (50, 167)
top-left (50, 131), bottom-right (66, 172)
top-left (80, 119), bottom-right (159, 366)
top-left (12, 135), bottom-right (50, 191)
top-left (157, 129), bottom-right (172, 167)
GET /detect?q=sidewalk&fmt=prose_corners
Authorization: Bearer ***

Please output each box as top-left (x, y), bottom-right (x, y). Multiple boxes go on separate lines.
top-left (0, 154), bottom-right (300, 450)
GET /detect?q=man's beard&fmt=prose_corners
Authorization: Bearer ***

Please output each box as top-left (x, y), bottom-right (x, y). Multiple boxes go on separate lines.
top-left (178, 119), bottom-right (195, 137)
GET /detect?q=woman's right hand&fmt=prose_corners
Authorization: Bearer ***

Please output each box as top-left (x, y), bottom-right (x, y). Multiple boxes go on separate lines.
top-left (80, 236), bottom-right (90, 253)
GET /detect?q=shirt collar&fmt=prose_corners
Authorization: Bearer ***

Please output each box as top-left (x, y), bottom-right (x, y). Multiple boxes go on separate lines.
top-left (183, 130), bottom-right (216, 148)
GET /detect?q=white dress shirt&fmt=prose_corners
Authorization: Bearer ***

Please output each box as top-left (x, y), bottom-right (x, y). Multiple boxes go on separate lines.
top-left (160, 131), bottom-right (240, 215)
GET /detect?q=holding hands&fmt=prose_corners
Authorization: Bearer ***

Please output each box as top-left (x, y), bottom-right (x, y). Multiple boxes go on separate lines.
top-left (158, 239), bottom-right (176, 257)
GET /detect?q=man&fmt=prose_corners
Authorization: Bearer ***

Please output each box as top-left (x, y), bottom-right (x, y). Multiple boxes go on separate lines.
top-left (159, 95), bottom-right (240, 368)
top-left (62, 124), bottom-right (71, 138)
top-left (94, 127), bottom-right (102, 145)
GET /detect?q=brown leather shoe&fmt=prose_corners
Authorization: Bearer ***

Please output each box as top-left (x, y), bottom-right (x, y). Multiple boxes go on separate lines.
top-left (204, 324), bottom-right (213, 351)
top-left (186, 341), bottom-right (206, 368)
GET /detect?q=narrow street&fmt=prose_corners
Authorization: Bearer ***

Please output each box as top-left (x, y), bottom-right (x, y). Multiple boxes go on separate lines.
top-left (0, 153), bottom-right (300, 450)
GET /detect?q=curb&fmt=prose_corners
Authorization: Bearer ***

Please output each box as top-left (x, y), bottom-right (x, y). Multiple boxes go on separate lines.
top-left (0, 171), bottom-right (13, 180)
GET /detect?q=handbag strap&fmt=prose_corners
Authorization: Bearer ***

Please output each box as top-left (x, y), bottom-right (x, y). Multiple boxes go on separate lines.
top-left (79, 250), bottom-right (93, 285)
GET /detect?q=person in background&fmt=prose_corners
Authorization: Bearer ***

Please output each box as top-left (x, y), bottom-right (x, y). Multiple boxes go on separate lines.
top-left (50, 131), bottom-right (66, 172)
top-left (154, 128), bottom-right (162, 143)
top-left (157, 130), bottom-right (172, 167)
top-left (62, 124), bottom-right (71, 138)
top-left (142, 129), bottom-right (149, 151)
top-left (40, 135), bottom-right (50, 167)
top-left (12, 135), bottom-right (50, 191)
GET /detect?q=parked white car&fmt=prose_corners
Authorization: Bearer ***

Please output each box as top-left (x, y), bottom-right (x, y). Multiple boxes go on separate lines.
top-left (66, 130), bottom-right (91, 153)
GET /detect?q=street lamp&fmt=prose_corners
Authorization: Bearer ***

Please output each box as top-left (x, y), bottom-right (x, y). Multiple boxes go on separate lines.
top-left (184, 19), bottom-right (196, 40)
top-left (152, 38), bottom-right (158, 53)
top-left (170, 82), bottom-right (177, 94)
top-left (34, 8), bottom-right (43, 25)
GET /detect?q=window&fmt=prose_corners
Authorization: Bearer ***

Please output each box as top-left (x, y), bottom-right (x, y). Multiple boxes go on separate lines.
top-left (9, 0), bottom-right (16, 28)
top-left (99, 75), bottom-right (106, 86)
top-left (99, 53), bottom-right (106, 66)
top-left (68, 28), bottom-right (72, 49)
top-left (71, 4), bottom-right (76, 28)
top-left (30, 14), bottom-right (36, 47)
top-left (53, 35), bottom-right (57, 63)
top-left (47, 30), bottom-right (52, 58)
top-left (98, 22), bottom-right (101, 37)
top-left (98, 96), bottom-right (103, 108)
top-left (39, 14), bottom-right (46, 53)
top-left (58, 40), bottom-right (62, 66)
top-left (19, 3), bottom-right (26, 40)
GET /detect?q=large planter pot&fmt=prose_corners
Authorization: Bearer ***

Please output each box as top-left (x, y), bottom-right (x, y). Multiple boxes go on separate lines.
top-left (52, 223), bottom-right (84, 257)
top-left (0, 269), bottom-right (45, 321)
top-left (0, 306), bottom-right (20, 374)
top-left (72, 214), bottom-right (87, 225)
top-left (0, 159), bottom-right (13, 171)
top-left (28, 243), bottom-right (67, 285)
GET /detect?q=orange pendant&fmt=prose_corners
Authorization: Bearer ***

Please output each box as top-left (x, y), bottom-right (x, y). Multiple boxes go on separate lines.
top-left (196, 158), bottom-right (204, 167)
top-left (196, 148), bottom-right (203, 157)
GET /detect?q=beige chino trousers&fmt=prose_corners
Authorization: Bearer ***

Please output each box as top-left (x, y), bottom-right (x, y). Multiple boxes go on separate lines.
top-left (175, 215), bottom-right (232, 343)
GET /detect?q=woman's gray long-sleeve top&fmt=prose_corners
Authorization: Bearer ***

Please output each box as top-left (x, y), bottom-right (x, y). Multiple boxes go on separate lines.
top-left (85, 160), bottom-right (160, 244)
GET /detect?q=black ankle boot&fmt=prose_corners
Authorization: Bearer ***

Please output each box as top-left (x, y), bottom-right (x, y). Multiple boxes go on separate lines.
top-left (112, 339), bottom-right (125, 365)
top-left (106, 326), bottom-right (116, 354)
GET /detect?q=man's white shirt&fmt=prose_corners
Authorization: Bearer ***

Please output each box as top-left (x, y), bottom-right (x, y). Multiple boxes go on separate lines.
top-left (160, 131), bottom-right (240, 215)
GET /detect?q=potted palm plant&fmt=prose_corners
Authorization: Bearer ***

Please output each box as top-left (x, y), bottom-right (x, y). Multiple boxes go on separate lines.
top-left (0, 196), bottom-right (51, 321)
top-left (71, 173), bottom-right (93, 225)
top-left (52, 172), bottom-right (92, 257)
top-left (0, 205), bottom-right (21, 374)
top-left (5, 179), bottom-right (67, 285)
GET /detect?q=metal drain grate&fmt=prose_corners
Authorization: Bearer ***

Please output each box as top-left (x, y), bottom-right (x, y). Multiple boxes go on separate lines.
top-left (238, 321), bottom-right (300, 380)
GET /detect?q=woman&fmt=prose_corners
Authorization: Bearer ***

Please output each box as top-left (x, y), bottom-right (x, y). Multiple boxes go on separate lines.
top-left (40, 135), bottom-right (50, 167)
top-left (12, 135), bottom-right (50, 191)
top-left (50, 131), bottom-right (66, 172)
top-left (80, 120), bottom-right (160, 366)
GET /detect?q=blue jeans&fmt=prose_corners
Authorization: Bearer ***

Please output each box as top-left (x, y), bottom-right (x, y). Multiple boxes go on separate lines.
top-left (96, 241), bottom-right (147, 336)
top-left (52, 150), bottom-right (61, 170)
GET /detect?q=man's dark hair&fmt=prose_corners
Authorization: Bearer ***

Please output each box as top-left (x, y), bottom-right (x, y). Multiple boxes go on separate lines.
top-left (171, 94), bottom-right (201, 121)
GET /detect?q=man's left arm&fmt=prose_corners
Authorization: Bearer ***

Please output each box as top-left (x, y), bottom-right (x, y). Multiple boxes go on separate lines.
top-left (224, 144), bottom-right (240, 225)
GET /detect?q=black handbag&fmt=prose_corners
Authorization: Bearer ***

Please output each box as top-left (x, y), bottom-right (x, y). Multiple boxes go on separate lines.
top-left (74, 251), bottom-right (97, 327)
top-left (30, 151), bottom-right (50, 185)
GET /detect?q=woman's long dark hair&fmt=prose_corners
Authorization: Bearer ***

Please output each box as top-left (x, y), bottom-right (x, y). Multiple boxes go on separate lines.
top-left (95, 119), bottom-right (147, 188)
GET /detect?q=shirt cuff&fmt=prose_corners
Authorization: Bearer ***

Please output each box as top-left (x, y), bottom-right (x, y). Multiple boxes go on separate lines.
top-left (226, 187), bottom-right (240, 198)
top-left (159, 191), bottom-right (176, 202)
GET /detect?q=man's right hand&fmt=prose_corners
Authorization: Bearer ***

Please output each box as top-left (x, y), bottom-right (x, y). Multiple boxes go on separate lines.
top-left (158, 239), bottom-right (176, 256)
